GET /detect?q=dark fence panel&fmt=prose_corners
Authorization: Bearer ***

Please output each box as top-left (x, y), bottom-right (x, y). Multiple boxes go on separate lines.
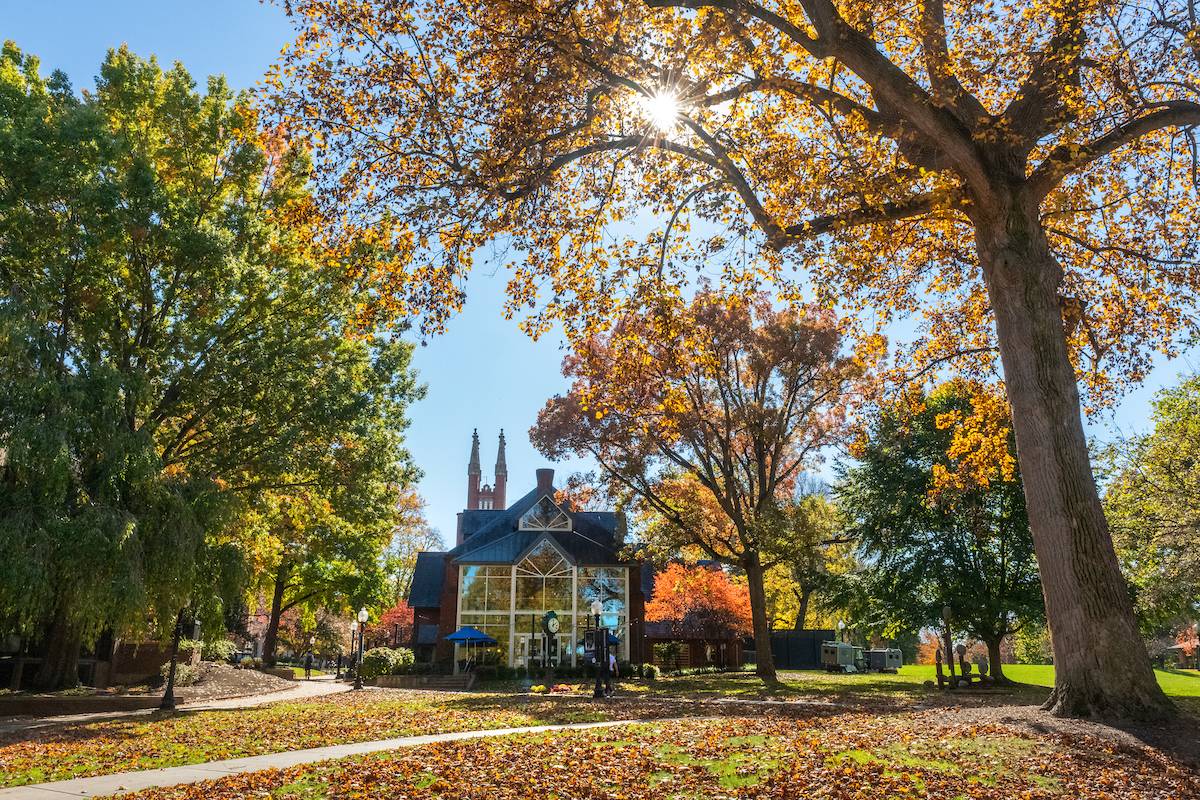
top-left (770, 629), bottom-right (834, 670)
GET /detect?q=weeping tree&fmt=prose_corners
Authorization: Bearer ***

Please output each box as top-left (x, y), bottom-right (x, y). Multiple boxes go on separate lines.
top-left (0, 43), bottom-right (419, 688)
top-left (269, 0), bottom-right (1200, 717)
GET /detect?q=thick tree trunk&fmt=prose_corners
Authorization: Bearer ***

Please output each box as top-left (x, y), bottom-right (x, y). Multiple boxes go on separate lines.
top-left (975, 194), bottom-right (1172, 719)
top-left (34, 618), bottom-right (82, 691)
top-left (743, 557), bottom-right (777, 680)
top-left (262, 563), bottom-right (289, 667)
top-left (985, 636), bottom-right (1008, 684)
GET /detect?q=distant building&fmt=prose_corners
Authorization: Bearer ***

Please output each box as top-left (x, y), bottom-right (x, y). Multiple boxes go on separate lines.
top-left (407, 430), bottom-right (650, 669)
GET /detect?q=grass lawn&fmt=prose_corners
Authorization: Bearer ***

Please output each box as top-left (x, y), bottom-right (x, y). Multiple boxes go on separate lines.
top-left (5, 668), bottom-right (1196, 789)
top-left (0, 690), bottom-right (715, 787)
top-left (102, 713), bottom-right (1200, 800)
top-left (283, 666), bottom-right (326, 678)
top-left (624, 665), bottom-right (1200, 712)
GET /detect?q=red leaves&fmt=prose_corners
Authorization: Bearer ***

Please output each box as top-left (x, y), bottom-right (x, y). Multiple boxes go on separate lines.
top-left (645, 562), bottom-right (753, 637)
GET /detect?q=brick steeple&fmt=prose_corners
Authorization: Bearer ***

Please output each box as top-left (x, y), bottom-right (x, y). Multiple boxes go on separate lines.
top-left (466, 429), bottom-right (481, 509)
top-left (493, 430), bottom-right (507, 510)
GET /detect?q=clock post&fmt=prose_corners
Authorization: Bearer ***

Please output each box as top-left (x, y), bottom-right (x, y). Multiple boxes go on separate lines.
top-left (541, 611), bottom-right (560, 681)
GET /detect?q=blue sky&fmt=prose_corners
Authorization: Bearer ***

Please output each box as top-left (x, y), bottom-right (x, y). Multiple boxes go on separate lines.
top-left (4, 0), bottom-right (1195, 542)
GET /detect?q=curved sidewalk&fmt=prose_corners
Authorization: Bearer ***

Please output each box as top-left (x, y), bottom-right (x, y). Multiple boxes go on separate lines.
top-left (0, 675), bottom-right (350, 736)
top-left (0, 718), bottom-right (662, 799)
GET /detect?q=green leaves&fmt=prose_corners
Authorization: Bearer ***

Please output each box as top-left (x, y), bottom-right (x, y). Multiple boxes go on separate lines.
top-left (0, 42), bottom-right (422, 673)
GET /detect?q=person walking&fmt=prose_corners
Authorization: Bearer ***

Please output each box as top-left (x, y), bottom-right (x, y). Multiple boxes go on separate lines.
top-left (304, 651), bottom-right (314, 680)
top-left (606, 650), bottom-right (618, 696)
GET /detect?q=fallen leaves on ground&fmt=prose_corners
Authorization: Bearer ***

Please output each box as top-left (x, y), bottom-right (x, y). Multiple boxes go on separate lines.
top-left (0, 690), bottom-right (727, 787)
top-left (103, 713), bottom-right (1200, 800)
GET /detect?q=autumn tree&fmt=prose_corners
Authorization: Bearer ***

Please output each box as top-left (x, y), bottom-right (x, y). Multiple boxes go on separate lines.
top-left (835, 381), bottom-right (1044, 683)
top-left (646, 562), bottom-right (753, 639)
top-left (269, 0), bottom-right (1200, 717)
top-left (363, 599), bottom-right (415, 649)
top-left (533, 291), bottom-right (861, 678)
top-left (382, 490), bottom-right (444, 605)
top-left (0, 44), bottom-right (421, 687)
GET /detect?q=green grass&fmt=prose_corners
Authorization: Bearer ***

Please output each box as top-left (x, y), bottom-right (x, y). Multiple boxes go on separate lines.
top-left (621, 664), bottom-right (1200, 713)
top-left (283, 666), bottom-right (326, 678)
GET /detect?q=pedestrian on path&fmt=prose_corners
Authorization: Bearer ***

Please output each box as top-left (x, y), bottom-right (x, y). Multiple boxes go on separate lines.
top-left (304, 652), bottom-right (314, 680)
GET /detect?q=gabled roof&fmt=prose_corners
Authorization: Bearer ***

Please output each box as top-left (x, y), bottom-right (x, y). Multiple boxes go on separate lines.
top-left (407, 551), bottom-right (447, 608)
top-left (446, 487), bottom-right (629, 566)
top-left (459, 508), bottom-right (502, 540)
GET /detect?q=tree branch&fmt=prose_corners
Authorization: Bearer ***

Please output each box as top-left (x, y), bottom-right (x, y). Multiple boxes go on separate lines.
top-left (1029, 101), bottom-right (1200, 196)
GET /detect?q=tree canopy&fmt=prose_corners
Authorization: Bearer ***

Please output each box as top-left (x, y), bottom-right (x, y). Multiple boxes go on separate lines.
top-left (1103, 376), bottom-right (1200, 632)
top-left (0, 43), bottom-right (421, 687)
top-left (533, 290), bottom-right (861, 677)
top-left (267, 0), bottom-right (1198, 717)
top-left (836, 380), bottom-right (1044, 681)
top-left (645, 562), bottom-right (753, 638)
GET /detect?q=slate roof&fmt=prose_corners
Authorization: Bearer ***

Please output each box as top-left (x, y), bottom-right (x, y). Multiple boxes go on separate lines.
top-left (407, 551), bottom-right (447, 608)
top-left (447, 487), bottom-right (628, 566)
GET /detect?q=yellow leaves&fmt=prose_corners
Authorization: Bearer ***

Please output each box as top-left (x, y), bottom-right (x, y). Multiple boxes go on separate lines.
top-left (928, 380), bottom-right (1017, 502)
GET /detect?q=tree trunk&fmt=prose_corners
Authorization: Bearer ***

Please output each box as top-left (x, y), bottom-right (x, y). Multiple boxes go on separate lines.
top-left (34, 618), bottom-right (82, 691)
top-left (975, 193), bottom-right (1172, 719)
top-left (985, 636), bottom-right (1008, 684)
top-left (793, 586), bottom-right (812, 631)
top-left (743, 557), bottom-right (777, 680)
top-left (262, 563), bottom-right (289, 667)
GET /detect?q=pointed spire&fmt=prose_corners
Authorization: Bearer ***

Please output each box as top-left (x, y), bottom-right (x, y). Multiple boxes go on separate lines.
top-left (495, 429), bottom-right (507, 477)
top-left (468, 428), bottom-right (481, 475)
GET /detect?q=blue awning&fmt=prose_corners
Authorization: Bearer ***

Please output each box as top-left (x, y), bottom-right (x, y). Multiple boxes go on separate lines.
top-left (444, 626), bottom-right (497, 645)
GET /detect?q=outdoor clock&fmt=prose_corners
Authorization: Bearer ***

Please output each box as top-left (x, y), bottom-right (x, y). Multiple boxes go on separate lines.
top-left (542, 611), bottom-right (560, 635)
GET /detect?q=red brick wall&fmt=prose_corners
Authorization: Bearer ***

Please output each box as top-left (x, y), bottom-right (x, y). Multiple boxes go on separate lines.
top-left (435, 560), bottom-right (459, 665)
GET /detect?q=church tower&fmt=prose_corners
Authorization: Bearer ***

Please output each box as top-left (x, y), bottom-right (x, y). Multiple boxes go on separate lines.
top-left (493, 429), bottom-right (507, 510)
top-left (465, 429), bottom-right (507, 511)
top-left (466, 429), bottom-right (482, 509)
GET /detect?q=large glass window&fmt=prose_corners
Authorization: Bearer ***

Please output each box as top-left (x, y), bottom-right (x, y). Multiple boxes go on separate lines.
top-left (579, 567), bottom-right (627, 628)
top-left (459, 565), bottom-right (512, 613)
top-left (515, 540), bottom-right (573, 614)
top-left (519, 497), bottom-right (571, 531)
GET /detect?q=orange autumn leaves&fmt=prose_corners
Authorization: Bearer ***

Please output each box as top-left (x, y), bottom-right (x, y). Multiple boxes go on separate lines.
top-left (96, 713), bottom-right (1200, 800)
top-left (645, 562), bottom-right (753, 637)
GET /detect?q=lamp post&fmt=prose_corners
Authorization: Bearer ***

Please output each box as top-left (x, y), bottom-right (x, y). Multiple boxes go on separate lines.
top-left (837, 619), bottom-right (847, 644)
top-left (354, 607), bottom-right (368, 690)
top-left (591, 599), bottom-right (606, 700)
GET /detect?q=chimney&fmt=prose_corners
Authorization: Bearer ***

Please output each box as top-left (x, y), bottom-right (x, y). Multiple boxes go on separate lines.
top-left (535, 468), bottom-right (555, 496)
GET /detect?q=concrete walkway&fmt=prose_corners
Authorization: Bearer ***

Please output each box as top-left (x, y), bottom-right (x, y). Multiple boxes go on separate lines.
top-left (0, 675), bottom-right (350, 735)
top-left (0, 718), bottom-right (662, 799)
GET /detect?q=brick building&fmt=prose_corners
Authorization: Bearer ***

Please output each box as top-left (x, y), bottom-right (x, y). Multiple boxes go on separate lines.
top-left (408, 430), bottom-right (649, 670)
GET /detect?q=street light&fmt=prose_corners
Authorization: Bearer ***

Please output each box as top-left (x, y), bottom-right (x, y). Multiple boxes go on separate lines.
top-left (354, 607), bottom-right (369, 690)
top-left (837, 619), bottom-right (846, 644)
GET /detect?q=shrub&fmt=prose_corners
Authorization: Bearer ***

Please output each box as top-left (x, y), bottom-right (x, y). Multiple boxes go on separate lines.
top-left (201, 639), bottom-right (238, 663)
top-left (644, 664), bottom-right (658, 681)
top-left (159, 661), bottom-right (199, 687)
top-left (238, 656), bottom-right (255, 669)
top-left (359, 647), bottom-right (416, 679)
top-left (529, 684), bottom-right (548, 693)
